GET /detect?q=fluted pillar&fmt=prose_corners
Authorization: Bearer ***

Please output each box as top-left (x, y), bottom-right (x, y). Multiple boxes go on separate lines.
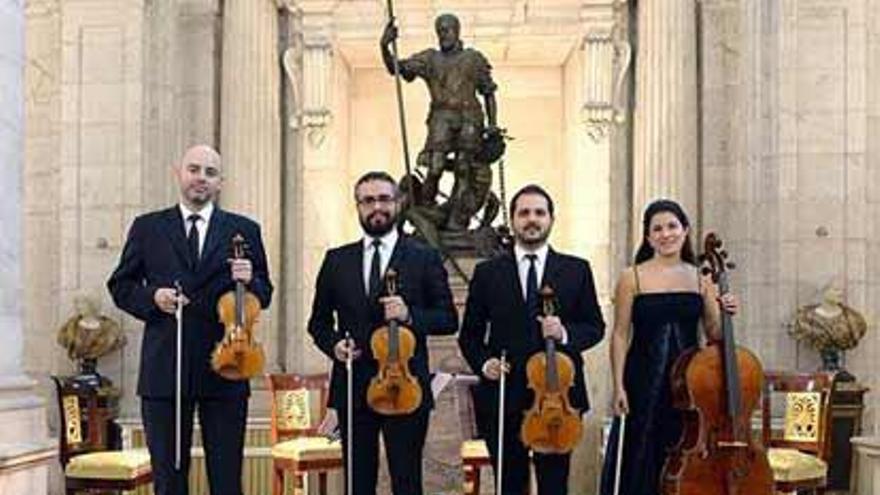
top-left (220, 0), bottom-right (282, 373)
top-left (632, 0), bottom-right (699, 229)
top-left (0, 0), bottom-right (53, 490)
top-left (0, 0), bottom-right (25, 383)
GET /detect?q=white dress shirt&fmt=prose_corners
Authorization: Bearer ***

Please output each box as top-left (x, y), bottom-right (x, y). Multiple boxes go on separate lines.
top-left (179, 202), bottom-right (214, 257)
top-left (362, 229), bottom-right (399, 294)
top-left (514, 243), bottom-right (549, 300)
top-left (514, 242), bottom-right (568, 344)
top-left (481, 242), bottom-right (568, 376)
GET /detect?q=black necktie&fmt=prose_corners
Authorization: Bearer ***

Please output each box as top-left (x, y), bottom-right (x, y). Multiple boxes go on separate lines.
top-left (525, 254), bottom-right (539, 318)
top-left (368, 238), bottom-right (382, 298)
top-left (187, 213), bottom-right (201, 267)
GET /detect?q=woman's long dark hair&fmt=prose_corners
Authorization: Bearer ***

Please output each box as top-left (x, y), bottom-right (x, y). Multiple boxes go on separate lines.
top-left (634, 199), bottom-right (697, 265)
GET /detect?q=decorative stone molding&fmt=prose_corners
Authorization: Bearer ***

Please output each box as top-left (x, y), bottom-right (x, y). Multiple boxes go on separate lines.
top-left (281, 18), bottom-right (304, 131)
top-left (280, 0), bottom-right (336, 148)
top-left (579, 26), bottom-right (630, 141)
top-left (579, 0), bottom-right (631, 141)
top-left (299, 40), bottom-right (333, 148)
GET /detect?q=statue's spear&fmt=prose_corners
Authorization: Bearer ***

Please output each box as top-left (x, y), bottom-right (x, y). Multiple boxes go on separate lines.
top-left (385, 0), bottom-right (413, 180)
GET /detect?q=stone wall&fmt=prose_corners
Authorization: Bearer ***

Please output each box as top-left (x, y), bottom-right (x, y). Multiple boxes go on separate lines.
top-left (700, 0), bottom-right (880, 435)
top-left (19, 0), bottom-right (880, 494)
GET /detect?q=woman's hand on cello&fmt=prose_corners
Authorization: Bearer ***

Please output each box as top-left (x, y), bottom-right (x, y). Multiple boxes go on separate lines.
top-left (701, 274), bottom-right (740, 315)
top-left (718, 293), bottom-right (739, 315)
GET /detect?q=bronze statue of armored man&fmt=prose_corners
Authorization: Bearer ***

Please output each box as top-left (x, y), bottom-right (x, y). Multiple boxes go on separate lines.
top-left (380, 13), bottom-right (507, 254)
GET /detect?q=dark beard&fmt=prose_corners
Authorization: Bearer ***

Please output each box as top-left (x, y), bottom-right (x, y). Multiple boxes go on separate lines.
top-left (360, 212), bottom-right (397, 237)
top-left (514, 224), bottom-right (549, 248)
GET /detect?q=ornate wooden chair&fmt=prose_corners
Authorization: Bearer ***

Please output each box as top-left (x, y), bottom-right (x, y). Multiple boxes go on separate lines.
top-left (762, 370), bottom-right (836, 495)
top-left (51, 375), bottom-right (151, 494)
top-left (266, 373), bottom-right (342, 495)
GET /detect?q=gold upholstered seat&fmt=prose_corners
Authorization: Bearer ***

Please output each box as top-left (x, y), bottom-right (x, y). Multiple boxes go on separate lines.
top-left (767, 447), bottom-right (828, 483)
top-left (762, 371), bottom-right (836, 495)
top-left (52, 375), bottom-right (152, 494)
top-left (65, 449), bottom-right (151, 480)
top-left (266, 373), bottom-right (342, 495)
top-left (270, 436), bottom-right (342, 462)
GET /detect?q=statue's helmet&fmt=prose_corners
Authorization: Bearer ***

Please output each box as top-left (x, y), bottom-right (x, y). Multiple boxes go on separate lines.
top-left (434, 13), bottom-right (461, 33)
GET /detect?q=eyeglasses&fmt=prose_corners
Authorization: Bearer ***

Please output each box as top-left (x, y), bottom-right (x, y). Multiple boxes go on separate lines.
top-left (356, 195), bottom-right (396, 207)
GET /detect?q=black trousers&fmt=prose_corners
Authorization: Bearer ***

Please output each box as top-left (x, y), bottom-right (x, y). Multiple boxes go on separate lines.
top-left (481, 410), bottom-right (572, 495)
top-left (338, 406), bottom-right (430, 495)
top-left (141, 396), bottom-right (248, 495)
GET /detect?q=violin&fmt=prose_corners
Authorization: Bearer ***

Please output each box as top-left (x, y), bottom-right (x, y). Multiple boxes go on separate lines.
top-left (660, 233), bottom-right (773, 494)
top-left (520, 286), bottom-right (583, 454)
top-left (210, 233), bottom-right (265, 380)
top-left (366, 268), bottom-right (422, 415)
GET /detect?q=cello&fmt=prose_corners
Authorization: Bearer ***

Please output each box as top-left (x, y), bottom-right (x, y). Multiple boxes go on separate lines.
top-left (366, 268), bottom-right (423, 415)
top-left (520, 286), bottom-right (583, 454)
top-left (210, 233), bottom-right (265, 380)
top-left (660, 233), bottom-right (773, 494)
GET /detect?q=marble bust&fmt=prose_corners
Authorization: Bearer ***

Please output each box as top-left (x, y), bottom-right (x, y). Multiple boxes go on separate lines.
top-left (789, 286), bottom-right (867, 369)
top-left (57, 295), bottom-right (126, 363)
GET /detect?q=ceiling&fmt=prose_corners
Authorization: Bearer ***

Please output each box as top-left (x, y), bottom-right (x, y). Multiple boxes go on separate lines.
top-left (294, 0), bottom-right (603, 67)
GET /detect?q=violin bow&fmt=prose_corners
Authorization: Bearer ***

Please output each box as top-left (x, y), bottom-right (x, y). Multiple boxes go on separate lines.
top-left (613, 413), bottom-right (626, 495)
top-left (174, 280), bottom-right (184, 471)
top-left (345, 331), bottom-right (354, 495)
top-left (496, 350), bottom-right (507, 495)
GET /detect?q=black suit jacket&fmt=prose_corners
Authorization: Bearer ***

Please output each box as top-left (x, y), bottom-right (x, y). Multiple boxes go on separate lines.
top-left (458, 248), bottom-right (605, 416)
top-left (308, 236), bottom-right (458, 412)
top-left (107, 206), bottom-right (273, 399)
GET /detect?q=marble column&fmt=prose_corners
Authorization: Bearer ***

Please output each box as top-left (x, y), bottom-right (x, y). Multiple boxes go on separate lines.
top-left (220, 0), bottom-right (282, 380)
top-left (0, 0), bottom-right (53, 492)
top-left (631, 0), bottom-right (699, 230)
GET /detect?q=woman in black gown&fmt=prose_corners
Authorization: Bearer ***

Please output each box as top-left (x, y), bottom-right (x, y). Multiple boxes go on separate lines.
top-left (599, 200), bottom-right (737, 495)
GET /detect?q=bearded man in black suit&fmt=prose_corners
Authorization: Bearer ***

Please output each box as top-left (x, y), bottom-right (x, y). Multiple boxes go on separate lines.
top-left (307, 171), bottom-right (457, 495)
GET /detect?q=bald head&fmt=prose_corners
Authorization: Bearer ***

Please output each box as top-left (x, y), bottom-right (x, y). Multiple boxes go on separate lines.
top-left (174, 144), bottom-right (223, 210)
top-left (178, 144), bottom-right (221, 170)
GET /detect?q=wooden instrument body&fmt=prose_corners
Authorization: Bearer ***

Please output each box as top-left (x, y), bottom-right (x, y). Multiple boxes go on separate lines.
top-left (520, 287), bottom-right (583, 454)
top-left (521, 347), bottom-right (583, 453)
top-left (366, 269), bottom-right (423, 415)
top-left (211, 234), bottom-right (265, 380)
top-left (661, 345), bottom-right (773, 494)
top-left (661, 233), bottom-right (773, 495)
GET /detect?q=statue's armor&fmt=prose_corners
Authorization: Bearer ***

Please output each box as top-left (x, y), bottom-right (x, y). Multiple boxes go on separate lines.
top-left (399, 47), bottom-right (497, 152)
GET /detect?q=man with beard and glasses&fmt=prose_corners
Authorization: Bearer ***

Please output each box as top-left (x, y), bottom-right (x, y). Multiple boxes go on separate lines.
top-left (307, 171), bottom-right (458, 494)
top-left (107, 145), bottom-right (273, 495)
top-left (458, 184), bottom-right (605, 495)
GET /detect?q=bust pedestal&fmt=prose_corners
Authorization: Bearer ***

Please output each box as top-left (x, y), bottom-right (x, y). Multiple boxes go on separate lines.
top-left (829, 372), bottom-right (868, 492)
